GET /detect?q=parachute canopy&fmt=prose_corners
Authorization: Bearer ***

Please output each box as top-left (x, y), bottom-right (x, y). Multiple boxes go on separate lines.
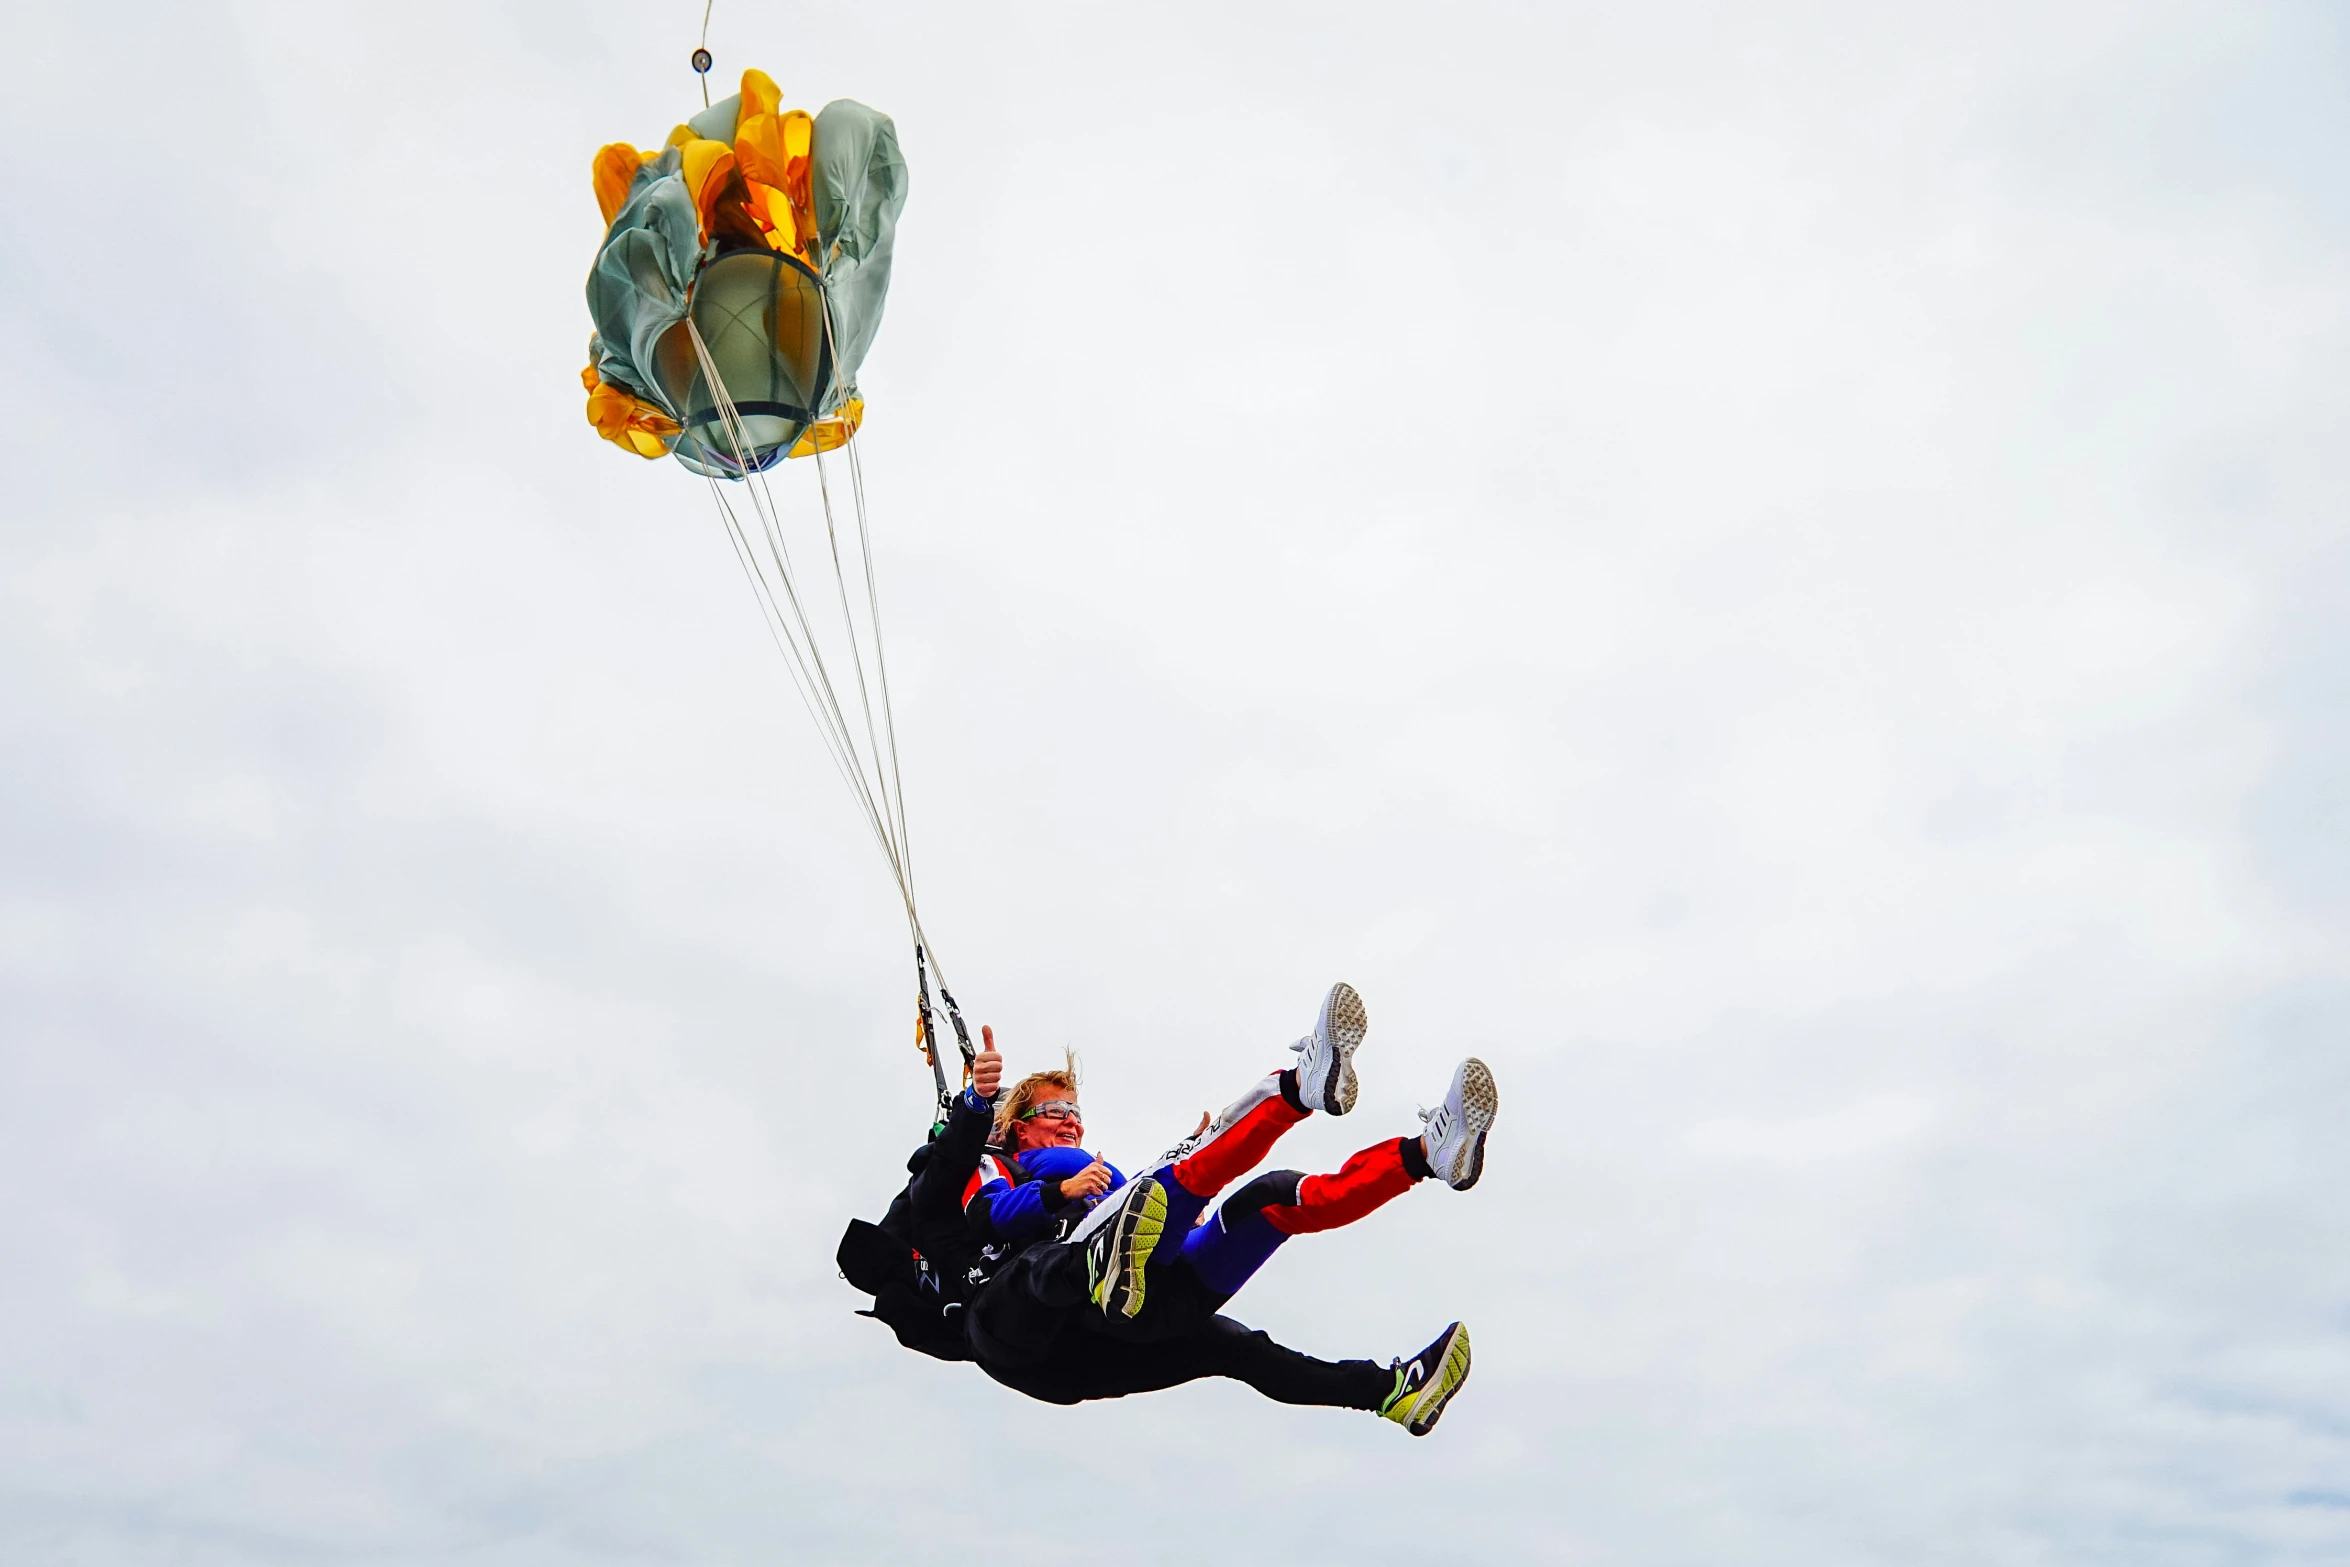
top-left (583, 70), bottom-right (907, 476)
top-left (581, 66), bottom-right (962, 1115)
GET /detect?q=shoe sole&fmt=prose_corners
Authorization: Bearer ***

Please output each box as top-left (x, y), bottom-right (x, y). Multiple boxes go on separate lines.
top-left (1404, 1323), bottom-right (1474, 1436)
top-left (1317, 982), bottom-right (1368, 1115)
top-left (1096, 1177), bottom-right (1168, 1319)
top-left (1443, 1057), bottom-right (1498, 1191)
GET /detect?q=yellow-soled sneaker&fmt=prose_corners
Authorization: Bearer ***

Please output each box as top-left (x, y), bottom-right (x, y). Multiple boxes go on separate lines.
top-left (1085, 1175), bottom-right (1168, 1320)
top-left (1379, 1321), bottom-right (1473, 1436)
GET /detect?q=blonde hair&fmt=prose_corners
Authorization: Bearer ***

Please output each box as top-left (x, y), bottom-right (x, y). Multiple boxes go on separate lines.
top-left (992, 1049), bottom-right (1081, 1145)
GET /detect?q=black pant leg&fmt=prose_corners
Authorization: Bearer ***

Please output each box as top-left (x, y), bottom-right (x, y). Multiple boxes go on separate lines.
top-left (965, 1239), bottom-right (1091, 1368)
top-left (979, 1313), bottom-right (1390, 1411)
top-left (1193, 1316), bottom-right (1393, 1410)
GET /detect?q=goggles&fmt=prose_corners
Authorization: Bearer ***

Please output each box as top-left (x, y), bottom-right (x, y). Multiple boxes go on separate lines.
top-left (1018, 1100), bottom-right (1083, 1123)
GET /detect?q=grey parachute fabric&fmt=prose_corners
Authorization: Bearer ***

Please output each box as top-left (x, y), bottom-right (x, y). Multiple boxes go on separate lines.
top-left (587, 143), bottom-right (695, 411)
top-left (809, 99), bottom-right (908, 400)
top-left (583, 93), bottom-right (906, 477)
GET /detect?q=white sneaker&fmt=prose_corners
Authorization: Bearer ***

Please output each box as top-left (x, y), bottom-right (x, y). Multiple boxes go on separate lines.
top-left (1418, 1057), bottom-right (1498, 1191)
top-left (1290, 982), bottom-right (1367, 1116)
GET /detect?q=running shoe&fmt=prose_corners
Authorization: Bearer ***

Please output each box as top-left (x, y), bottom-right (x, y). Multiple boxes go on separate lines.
top-left (1380, 1321), bottom-right (1473, 1436)
top-left (1085, 1174), bottom-right (1168, 1319)
top-left (1290, 981), bottom-right (1368, 1116)
top-left (1418, 1057), bottom-right (1498, 1191)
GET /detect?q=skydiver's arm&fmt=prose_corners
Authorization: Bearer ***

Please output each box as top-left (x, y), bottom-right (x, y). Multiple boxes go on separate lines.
top-left (910, 1030), bottom-right (1003, 1225)
top-left (966, 1171), bottom-right (1059, 1246)
top-left (969, 1155), bottom-right (1128, 1246)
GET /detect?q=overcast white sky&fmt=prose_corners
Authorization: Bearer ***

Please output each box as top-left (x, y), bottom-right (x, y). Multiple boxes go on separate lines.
top-left (4, 2), bottom-right (2348, 1562)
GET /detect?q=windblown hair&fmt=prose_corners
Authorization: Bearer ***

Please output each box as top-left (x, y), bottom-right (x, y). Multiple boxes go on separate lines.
top-left (991, 1049), bottom-right (1081, 1145)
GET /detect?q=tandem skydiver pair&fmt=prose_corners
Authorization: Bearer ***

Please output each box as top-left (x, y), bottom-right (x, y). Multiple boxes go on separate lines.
top-left (579, 75), bottom-right (1500, 1435)
top-left (836, 984), bottom-right (1500, 1435)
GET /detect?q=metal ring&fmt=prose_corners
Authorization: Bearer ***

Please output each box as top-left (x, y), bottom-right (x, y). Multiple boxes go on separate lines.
top-left (691, 47), bottom-right (713, 73)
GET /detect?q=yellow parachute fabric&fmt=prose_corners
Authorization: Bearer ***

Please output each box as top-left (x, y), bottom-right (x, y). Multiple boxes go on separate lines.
top-left (582, 361), bottom-right (681, 457)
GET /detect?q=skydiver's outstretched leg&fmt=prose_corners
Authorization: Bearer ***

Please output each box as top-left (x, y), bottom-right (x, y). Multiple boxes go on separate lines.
top-left (1142, 980), bottom-right (1367, 1204)
top-left (978, 1312), bottom-right (1476, 1435)
top-left (978, 1313), bottom-right (1389, 1408)
top-left (1176, 1135), bottom-right (1430, 1298)
top-left (1095, 1057), bottom-right (1502, 1322)
top-left (1075, 982), bottom-right (1368, 1318)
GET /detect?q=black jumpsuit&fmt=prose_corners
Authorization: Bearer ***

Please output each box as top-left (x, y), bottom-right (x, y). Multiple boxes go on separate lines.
top-left (927, 1092), bottom-right (1391, 1412)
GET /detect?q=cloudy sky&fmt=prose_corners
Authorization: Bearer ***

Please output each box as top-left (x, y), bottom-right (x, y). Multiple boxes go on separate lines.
top-left (4, 1), bottom-right (2347, 1561)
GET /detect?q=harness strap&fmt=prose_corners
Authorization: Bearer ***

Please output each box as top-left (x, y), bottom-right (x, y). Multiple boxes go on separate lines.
top-left (916, 943), bottom-right (948, 1137)
top-left (915, 943), bottom-right (974, 1139)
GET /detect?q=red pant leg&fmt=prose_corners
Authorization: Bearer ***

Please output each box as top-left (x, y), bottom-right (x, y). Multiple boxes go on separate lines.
top-left (1264, 1137), bottom-right (1418, 1235)
top-left (1167, 1074), bottom-right (1308, 1199)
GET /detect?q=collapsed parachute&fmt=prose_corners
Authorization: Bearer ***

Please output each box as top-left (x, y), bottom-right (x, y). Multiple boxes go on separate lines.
top-left (582, 68), bottom-right (907, 474)
top-left (581, 70), bottom-right (972, 1118)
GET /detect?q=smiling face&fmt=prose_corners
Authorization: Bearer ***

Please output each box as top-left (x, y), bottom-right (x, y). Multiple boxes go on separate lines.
top-left (1013, 1097), bottom-right (1084, 1154)
top-left (992, 1057), bottom-right (1083, 1152)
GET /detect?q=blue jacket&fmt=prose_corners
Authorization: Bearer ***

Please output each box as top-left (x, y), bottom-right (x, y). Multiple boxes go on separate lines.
top-left (963, 1142), bottom-right (1127, 1249)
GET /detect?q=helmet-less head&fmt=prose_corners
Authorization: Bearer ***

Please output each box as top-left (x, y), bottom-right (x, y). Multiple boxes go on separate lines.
top-left (994, 1056), bottom-right (1085, 1155)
